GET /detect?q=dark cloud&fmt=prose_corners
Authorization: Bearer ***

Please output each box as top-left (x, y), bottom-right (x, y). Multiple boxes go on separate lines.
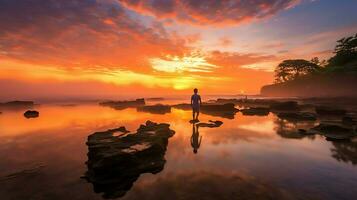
top-left (118, 0), bottom-right (300, 25)
top-left (0, 0), bottom-right (188, 71)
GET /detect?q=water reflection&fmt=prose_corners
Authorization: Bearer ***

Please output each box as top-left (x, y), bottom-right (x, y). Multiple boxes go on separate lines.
top-left (0, 104), bottom-right (357, 200)
top-left (191, 124), bottom-right (202, 154)
top-left (274, 118), bottom-right (317, 140)
top-left (330, 140), bottom-right (357, 165)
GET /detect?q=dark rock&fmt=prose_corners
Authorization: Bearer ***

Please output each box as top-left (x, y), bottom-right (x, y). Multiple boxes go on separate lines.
top-left (137, 104), bottom-right (171, 114)
top-left (241, 107), bottom-right (270, 116)
top-left (83, 121), bottom-right (175, 199)
top-left (172, 103), bottom-right (238, 119)
top-left (197, 120), bottom-right (223, 128)
top-left (201, 103), bottom-right (238, 119)
top-left (342, 116), bottom-right (357, 126)
top-left (312, 124), bottom-right (355, 140)
top-left (99, 98), bottom-right (145, 110)
top-left (270, 101), bottom-right (299, 111)
top-left (277, 112), bottom-right (317, 121)
top-left (315, 106), bottom-right (346, 116)
top-left (24, 110), bottom-right (39, 118)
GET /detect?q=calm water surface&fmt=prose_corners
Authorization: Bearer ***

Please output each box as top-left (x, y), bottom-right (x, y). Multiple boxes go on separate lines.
top-left (0, 102), bottom-right (356, 200)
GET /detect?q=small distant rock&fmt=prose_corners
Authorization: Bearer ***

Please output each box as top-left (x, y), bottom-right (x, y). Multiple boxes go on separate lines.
top-left (24, 110), bottom-right (39, 118)
top-left (270, 101), bottom-right (299, 111)
top-left (342, 116), bottom-right (357, 126)
top-left (241, 107), bottom-right (270, 116)
top-left (99, 98), bottom-right (145, 110)
top-left (312, 123), bottom-right (355, 140)
top-left (315, 106), bottom-right (346, 116)
top-left (277, 112), bottom-right (317, 121)
top-left (137, 104), bottom-right (171, 114)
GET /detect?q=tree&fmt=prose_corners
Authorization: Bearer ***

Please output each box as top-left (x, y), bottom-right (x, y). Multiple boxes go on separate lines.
top-left (275, 59), bottom-right (320, 83)
top-left (328, 33), bottom-right (357, 67)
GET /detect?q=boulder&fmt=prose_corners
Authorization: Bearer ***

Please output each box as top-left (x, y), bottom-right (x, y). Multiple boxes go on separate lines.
top-left (277, 112), bottom-right (317, 121)
top-left (82, 121), bottom-right (175, 199)
top-left (270, 101), bottom-right (299, 111)
top-left (23, 110), bottom-right (39, 118)
top-left (315, 106), bottom-right (346, 116)
top-left (241, 107), bottom-right (270, 116)
top-left (99, 98), bottom-right (145, 110)
top-left (137, 104), bottom-right (171, 114)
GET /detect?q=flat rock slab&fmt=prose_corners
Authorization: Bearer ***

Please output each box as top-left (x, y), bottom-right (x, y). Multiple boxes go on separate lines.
top-left (277, 112), bottom-right (317, 121)
top-left (241, 107), bottom-right (270, 116)
top-left (312, 123), bottom-right (356, 140)
top-left (83, 121), bottom-right (175, 199)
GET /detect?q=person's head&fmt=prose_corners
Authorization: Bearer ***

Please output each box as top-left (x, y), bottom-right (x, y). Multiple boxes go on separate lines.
top-left (194, 88), bottom-right (198, 94)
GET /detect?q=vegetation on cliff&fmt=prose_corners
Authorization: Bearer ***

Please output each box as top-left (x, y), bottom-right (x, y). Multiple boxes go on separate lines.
top-left (261, 33), bottom-right (357, 97)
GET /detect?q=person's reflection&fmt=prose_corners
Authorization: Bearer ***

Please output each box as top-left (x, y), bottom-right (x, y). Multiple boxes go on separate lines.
top-left (191, 123), bottom-right (202, 154)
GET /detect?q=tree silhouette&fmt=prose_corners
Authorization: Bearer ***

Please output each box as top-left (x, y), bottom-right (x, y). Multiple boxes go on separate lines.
top-left (328, 33), bottom-right (357, 67)
top-left (274, 59), bottom-right (320, 83)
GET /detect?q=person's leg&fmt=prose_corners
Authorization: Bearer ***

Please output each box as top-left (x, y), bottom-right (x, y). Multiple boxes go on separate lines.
top-left (196, 111), bottom-right (200, 120)
top-left (192, 111), bottom-right (195, 120)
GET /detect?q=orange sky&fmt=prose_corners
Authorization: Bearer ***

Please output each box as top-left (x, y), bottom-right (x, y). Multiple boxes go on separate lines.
top-left (1, 0), bottom-right (357, 99)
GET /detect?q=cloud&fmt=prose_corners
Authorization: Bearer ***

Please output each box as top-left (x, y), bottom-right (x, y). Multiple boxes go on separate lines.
top-left (207, 50), bottom-right (277, 70)
top-left (0, 0), bottom-right (188, 72)
top-left (118, 0), bottom-right (300, 26)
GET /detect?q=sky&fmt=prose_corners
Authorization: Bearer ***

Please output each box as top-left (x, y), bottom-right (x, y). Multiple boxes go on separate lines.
top-left (0, 0), bottom-right (357, 100)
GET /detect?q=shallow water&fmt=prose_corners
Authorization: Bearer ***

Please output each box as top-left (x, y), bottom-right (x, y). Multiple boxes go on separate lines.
top-left (0, 102), bottom-right (356, 200)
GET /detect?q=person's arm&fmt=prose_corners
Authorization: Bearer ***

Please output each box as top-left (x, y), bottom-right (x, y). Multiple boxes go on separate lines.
top-left (191, 95), bottom-right (193, 106)
top-left (199, 95), bottom-right (202, 106)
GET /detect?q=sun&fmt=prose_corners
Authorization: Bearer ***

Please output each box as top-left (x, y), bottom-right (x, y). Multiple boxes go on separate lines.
top-left (150, 54), bottom-right (218, 73)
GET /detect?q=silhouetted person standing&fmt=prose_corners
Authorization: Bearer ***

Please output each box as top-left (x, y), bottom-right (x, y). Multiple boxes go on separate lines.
top-left (191, 88), bottom-right (202, 121)
top-left (191, 123), bottom-right (202, 154)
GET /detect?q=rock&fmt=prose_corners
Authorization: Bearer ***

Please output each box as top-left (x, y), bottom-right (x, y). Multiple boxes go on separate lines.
top-left (137, 104), bottom-right (171, 114)
top-left (201, 103), bottom-right (238, 119)
top-left (277, 112), bottom-right (317, 121)
top-left (315, 106), bottom-right (346, 116)
top-left (312, 123), bottom-right (355, 140)
top-left (270, 101), bottom-right (299, 111)
top-left (99, 98), bottom-right (145, 110)
top-left (197, 120), bottom-right (223, 128)
top-left (342, 116), bottom-right (357, 126)
top-left (298, 129), bottom-right (318, 135)
top-left (172, 103), bottom-right (238, 119)
top-left (83, 121), bottom-right (175, 199)
top-left (24, 110), bottom-right (39, 118)
top-left (241, 107), bottom-right (270, 116)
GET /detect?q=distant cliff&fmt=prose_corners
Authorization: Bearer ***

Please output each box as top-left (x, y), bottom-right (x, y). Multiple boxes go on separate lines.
top-left (261, 74), bottom-right (357, 97)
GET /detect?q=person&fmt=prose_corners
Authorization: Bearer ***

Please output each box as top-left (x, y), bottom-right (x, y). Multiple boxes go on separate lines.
top-left (191, 88), bottom-right (202, 121)
top-left (191, 123), bottom-right (202, 154)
